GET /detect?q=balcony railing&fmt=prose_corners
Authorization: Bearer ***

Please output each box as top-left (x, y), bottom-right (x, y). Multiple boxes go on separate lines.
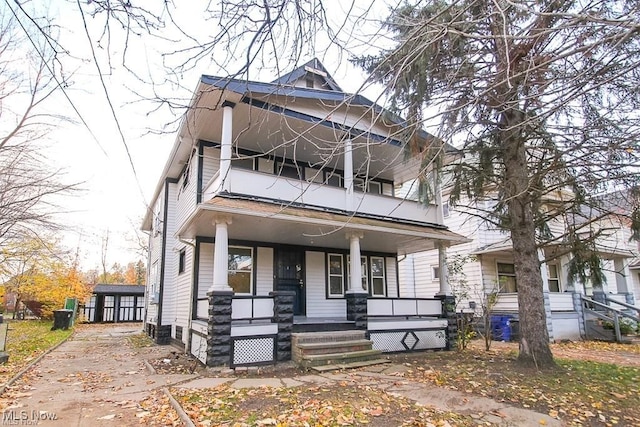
top-left (203, 167), bottom-right (438, 224)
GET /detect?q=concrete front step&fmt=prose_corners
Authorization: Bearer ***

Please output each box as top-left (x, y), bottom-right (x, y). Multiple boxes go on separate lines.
top-left (310, 358), bottom-right (390, 372)
top-left (292, 330), bottom-right (366, 344)
top-left (297, 349), bottom-right (383, 368)
top-left (295, 339), bottom-right (373, 356)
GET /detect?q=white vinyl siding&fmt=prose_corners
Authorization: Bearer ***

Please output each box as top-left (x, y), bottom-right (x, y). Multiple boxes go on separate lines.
top-left (161, 182), bottom-right (178, 327)
top-left (198, 242), bottom-right (214, 299)
top-left (256, 247), bottom-right (274, 295)
top-left (201, 146), bottom-right (221, 193)
top-left (176, 153), bottom-right (197, 226)
top-left (385, 257), bottom-right (398, 298)
top-left (305, 251), bottom-right (345, 318)
top-left (174, 244), bottom-right (192, 343)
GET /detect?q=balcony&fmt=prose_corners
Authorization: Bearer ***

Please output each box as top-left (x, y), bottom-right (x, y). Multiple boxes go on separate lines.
top-left (203, 167), bottom-right (439, 224)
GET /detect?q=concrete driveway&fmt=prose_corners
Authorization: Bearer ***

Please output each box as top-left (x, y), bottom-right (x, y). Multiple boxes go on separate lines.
top-left (1, 323), bottom-right (196, 426)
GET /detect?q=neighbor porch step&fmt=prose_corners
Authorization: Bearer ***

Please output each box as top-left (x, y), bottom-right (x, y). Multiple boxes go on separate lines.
top-left (310, 358), bottom-right (390, 372)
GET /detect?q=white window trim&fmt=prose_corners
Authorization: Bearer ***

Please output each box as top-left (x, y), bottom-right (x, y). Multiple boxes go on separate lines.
top-left (547, 263), bottom-right (561, 292)
top-left (327, 253), bottom-right (345, 298)
top-left (370, 256), bottom-right (386, 297)
top-left (347, 255), bottom-right (368, 292)
top-left (228, 246), bottom-right (253, 295)
top-left (431, 265), bottom-right (440, 282)
top-left (497, 261), bottom-right (517, 293)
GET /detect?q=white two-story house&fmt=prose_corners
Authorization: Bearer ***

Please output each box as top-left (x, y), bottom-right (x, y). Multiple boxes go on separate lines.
top-left (141, 59), bottom-right (468, 367)
top-left (407, 187), bottom-right (639, 341)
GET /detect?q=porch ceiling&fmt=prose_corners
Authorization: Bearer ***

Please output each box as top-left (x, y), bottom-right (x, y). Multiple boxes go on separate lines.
top-left (176, 196), bottom-right (468, 255)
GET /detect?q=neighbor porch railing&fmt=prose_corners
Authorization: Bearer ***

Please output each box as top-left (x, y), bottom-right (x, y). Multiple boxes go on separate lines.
top-left (582, 295), bottom-right (639, 343)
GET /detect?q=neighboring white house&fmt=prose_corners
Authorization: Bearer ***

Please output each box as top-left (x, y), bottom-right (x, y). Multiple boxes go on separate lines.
top-left (406, 188), bottom-right (640, 342)
top-left (141, 59), bottom-right (468, 367)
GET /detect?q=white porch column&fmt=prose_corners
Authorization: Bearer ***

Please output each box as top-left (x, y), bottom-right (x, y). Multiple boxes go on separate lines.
top-left (433, 168), bottom-right (444, 224)
top-left (210, 215), bottom-right (233, 292)
top-left (343, 138), bottom-right (354, 211)
top-left (346, 232), bottom-right (364, 292)
top-left (436, 242), bottom-right (451, 296)
top-left (614, 258), bottom-right (630, 294)
top-left (539, 255), bottom-right (550, 292)
top-left (219, 101), bottom-right (235, 192)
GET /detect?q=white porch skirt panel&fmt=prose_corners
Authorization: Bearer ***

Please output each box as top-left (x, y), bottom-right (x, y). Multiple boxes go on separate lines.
top-left (368, 318), bottom-right (448, 352)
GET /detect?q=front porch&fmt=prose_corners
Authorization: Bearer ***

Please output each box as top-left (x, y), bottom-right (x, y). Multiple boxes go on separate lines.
top-left (189, 293), bottom-right (456, 368)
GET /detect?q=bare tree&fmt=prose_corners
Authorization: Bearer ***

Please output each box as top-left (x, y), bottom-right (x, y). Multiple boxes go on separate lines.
top-left (0, 4), bottom-right (77, 264)
top-left (11, 1), bottom-right (640, 370)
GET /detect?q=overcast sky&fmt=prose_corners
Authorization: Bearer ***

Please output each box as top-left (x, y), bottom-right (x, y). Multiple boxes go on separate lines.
top-left (18, 0), bottom-right (387, 271)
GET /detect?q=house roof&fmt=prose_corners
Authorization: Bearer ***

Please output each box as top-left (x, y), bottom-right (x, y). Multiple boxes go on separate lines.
top-left (92, 284), bottom-right (145, 295)
top-left (271, 58), bottom-right (343, 91)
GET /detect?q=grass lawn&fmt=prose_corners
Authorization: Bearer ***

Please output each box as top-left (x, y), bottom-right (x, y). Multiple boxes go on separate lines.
top-left (398, 340), bottom-right (640, 426)
top-left (171, 340), bottom-right (640, 427)
top-left (0, 319), bottom-right (73, 386)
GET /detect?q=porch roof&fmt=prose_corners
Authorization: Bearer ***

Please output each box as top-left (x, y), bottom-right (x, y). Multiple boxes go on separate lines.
top-left (176, 195), bottom-right (468, 255)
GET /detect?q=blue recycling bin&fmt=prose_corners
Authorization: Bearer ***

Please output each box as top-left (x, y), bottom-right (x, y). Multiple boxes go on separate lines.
top-left (491, 315), bottom-right (513, 341)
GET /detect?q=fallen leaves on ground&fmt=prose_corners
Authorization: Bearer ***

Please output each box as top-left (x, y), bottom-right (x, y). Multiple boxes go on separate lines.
top-left (172, 384), bottom-right (476, 427)
top-left (139, 390), bottom-right (185, 426)
top-left (0, 320), bottom-right (72, 386)
top-left (396, 340), bottom-right (640, 427)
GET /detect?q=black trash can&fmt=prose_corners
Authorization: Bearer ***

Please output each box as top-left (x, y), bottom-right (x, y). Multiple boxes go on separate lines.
top-left (52, 309), bottom-right (73, 330)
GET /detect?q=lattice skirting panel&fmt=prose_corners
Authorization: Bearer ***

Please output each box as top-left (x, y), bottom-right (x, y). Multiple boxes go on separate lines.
top-left (369, 329), bottom-right (447, 353)
top-left (230, 335), bottom-right (277, 367)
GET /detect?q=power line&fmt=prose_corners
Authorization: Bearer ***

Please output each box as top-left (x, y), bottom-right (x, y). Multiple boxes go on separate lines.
top-left (74, 0), bottom-right (148, 208)
top-left (6, 0), bottom-right (110, 158)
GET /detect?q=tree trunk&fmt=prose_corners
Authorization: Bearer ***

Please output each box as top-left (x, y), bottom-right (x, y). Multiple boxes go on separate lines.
top-left (502, 110), bottom-right (555, 369)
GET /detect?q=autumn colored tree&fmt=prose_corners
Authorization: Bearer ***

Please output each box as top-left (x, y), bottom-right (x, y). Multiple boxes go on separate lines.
top-left (1, 237), bottom-right (91, 319)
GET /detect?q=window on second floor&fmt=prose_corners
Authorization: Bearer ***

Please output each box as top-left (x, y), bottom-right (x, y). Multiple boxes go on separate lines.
top-left (443, 199), bottom-right (451, 218)
top-left (178, 249), bottom-right (186, 274)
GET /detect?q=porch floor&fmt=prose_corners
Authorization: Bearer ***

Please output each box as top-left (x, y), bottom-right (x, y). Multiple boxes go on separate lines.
top-left (293, 316), bottom-right (356, 333)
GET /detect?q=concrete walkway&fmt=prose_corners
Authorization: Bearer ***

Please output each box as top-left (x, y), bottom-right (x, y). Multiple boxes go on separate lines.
top-left (1, 324), bottom-right (561, 426)
top-left (1, 324), bottom-right (197, 426)
top-left (177, 366), bottom-right (561, 427)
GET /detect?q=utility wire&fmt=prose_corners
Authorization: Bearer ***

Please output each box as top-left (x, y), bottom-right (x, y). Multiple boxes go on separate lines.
top-left (6, 0), bottom-right (109, 158)
top-left (75, 0), bottom-right (148, 207)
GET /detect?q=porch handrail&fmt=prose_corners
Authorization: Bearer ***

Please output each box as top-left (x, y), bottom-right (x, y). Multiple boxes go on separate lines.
top-left (604, 296), bottom-right (640, 319)
top-left (581, 295), bottom-right (637, 343)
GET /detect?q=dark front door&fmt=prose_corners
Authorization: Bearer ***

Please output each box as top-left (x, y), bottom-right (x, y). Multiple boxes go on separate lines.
top-left (275, 248), bottom-right (305, 315)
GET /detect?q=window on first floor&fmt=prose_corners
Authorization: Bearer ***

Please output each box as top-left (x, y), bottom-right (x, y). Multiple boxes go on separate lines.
top-left (327, 254), bottom-right (389, 298)
top-left (228, 246), bottom-right (253, 294)
top-left (328, 254), bottom-right (345, 297)
top-left (497, 262), bottom-right (517, 293)
top-left (370, 256), bottom-right (386, 297)
top-left (547, 263), bottom-right (561, 292)
top-left (347, 255), bottom-right (368, 292)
